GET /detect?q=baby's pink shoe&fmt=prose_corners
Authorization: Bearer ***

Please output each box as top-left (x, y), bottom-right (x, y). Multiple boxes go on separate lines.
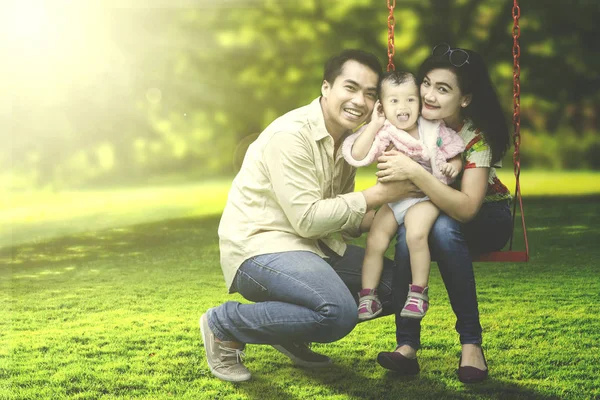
top-left (358, 288), bottom-right (382, 321)
top-left (400, 285), bottom-right (429, 319)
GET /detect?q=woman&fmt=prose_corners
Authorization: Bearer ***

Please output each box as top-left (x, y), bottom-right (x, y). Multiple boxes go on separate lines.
top-left (375, 44), bottom-right (513, 383)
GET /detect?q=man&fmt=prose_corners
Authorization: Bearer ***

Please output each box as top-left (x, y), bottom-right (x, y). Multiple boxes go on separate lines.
top-left (200, 49), bottom-right (416, 382)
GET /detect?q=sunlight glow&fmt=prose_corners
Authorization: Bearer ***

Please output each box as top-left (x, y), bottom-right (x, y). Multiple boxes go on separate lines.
top-left (10, 1), bottom-right (52, 44)
top-left (6, 1), bottom-right (121, 112)
top-left (146, 88), bottom-right (163, 104)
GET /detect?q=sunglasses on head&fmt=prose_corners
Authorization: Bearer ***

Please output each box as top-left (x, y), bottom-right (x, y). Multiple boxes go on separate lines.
top-left (432, 43), bottom-right (470, 67)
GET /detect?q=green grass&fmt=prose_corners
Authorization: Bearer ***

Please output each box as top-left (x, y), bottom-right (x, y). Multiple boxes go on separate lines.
top-left (3, 170), bottom-right (600, 249)
top-left (356, 168), bottom-right (600, 197)
top-left (3, 189), bottom-right (600, 398)
top-left (1, 181), bottom-right (230, 249)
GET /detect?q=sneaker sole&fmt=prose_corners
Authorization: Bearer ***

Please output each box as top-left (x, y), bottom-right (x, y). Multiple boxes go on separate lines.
top-left (199, 312), bottom-right (251, 382)
top-left (400, 309), bottom-right (426, 319)
top-left (271, 345), bottom-right (332, 368)
top-left (358, 307), bottom-right (383, 321)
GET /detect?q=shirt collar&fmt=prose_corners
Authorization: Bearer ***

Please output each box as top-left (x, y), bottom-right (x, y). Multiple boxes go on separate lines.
top-left (308, 97), bottom-right (332, 142)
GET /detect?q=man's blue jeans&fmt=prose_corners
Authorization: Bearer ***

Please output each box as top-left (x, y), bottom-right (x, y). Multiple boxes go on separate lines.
top-left (394, 200), bottom-right (512, 349)
top-left (208, 245), bottom-right (397, 344)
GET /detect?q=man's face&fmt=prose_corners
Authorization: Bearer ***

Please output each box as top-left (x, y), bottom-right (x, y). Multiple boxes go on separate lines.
top-left (321, 60), bottom-right (379, 136)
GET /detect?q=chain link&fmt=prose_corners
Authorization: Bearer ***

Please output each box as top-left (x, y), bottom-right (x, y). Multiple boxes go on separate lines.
top-left (509, 0), bottom-right (529, 258)
top-left (512, 0), bottom-right (521, 179)
top-left (387, 0), bottom-right (396, 71)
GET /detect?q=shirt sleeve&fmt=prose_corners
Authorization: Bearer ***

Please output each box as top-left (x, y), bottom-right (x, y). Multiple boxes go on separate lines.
top-left (263, 131), bottom-right (366, 239)
top-left (464, 133), bottom-right (492, 169)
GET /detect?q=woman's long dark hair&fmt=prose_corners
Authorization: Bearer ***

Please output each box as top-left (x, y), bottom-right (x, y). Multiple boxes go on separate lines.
top-left (417, 49), bottom-right (510, 164)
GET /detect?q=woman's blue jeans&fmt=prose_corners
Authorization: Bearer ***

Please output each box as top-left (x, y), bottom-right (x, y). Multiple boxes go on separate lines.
top-left (394, 200), bottom-right (512, 349)
top-left (208, 244), bottom-right (397, 344)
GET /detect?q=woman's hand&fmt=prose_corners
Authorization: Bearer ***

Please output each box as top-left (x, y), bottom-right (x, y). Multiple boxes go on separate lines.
top-left (375, 150), bottom-right (419, 183)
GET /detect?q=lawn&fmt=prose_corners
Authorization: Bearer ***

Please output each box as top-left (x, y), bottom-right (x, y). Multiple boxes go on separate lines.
top-left (2, 172), bottom-right (600, 399)
top-left (3, 170), bottom-right (600, 249)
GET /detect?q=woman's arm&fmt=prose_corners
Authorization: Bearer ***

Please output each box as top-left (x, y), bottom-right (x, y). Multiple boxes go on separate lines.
top-left (376, 150), bottom-right (488, 222)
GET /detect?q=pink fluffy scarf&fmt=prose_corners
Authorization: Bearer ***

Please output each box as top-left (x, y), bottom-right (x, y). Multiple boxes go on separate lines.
top-left (342, 117), bottom-right (465, 184)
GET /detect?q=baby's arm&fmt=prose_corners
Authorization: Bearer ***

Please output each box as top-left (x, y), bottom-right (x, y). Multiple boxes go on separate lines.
top-left (351, 100), bottom-right (386, 161)
top-left (441, 155), bottom-right (463, 179)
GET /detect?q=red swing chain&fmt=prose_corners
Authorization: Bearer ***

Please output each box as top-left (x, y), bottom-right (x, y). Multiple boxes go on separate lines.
top-left (383, 1), bottom-right (529, 261)
top-left (509, 0), bottom-right (530, 259)
top-left (386, 0), bottom-right (396, 71)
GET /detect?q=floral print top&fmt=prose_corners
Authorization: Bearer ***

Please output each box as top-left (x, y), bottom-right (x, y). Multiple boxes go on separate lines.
top-left (454, 119), bottom-right (512, 203)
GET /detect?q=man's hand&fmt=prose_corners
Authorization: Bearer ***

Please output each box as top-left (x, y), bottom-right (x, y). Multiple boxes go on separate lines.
top-left (362, 178), bottom-right (424, 210)
top-left (375, 180), bottom-right (424, 201)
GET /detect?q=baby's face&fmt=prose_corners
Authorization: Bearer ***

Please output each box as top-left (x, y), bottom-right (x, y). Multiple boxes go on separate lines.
top-left (380, 80), bottom-right (420, 132)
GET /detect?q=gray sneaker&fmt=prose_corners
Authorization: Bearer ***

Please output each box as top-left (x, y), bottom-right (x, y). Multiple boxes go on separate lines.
top-left (199, 312), bottom-right (251, 382)
top-left (272, 342), bottom-right (332, 368)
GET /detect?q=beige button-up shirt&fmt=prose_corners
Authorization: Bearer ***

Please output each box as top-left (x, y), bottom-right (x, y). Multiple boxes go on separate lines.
top-left (218, 98), bottom-right (368, 292)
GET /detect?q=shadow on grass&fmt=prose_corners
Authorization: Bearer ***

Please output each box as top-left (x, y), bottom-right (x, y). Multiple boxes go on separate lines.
top-left (1, 214), bottom-right (223, 270)
top-left (233, 357), bottom-right (562, 400)
top-left (3, 195), bottom-right (599, 271)
top-left (3, 196), bottom-right (599, 398)
top-left (508, 194), bottom-right (600, 265)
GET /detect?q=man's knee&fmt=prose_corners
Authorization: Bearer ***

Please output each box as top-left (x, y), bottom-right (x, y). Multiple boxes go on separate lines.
top-left (316, 299), bottom-right (357, 342)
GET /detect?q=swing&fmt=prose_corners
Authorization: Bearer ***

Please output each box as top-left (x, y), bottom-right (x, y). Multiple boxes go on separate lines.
top-left (385, 0), bottom-right (530, 262)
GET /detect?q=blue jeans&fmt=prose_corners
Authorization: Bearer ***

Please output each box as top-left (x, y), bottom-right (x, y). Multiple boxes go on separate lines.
top-left (208, 245), bottom-right (397, 344)
top-left (394, 200), bottom-right (512, 349)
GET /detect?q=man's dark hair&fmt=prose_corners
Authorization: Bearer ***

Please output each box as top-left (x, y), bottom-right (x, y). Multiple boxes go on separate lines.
top-left (322, 49), bottom-right (383, 86)
top-left (377, 70), bottom-right (418, 98)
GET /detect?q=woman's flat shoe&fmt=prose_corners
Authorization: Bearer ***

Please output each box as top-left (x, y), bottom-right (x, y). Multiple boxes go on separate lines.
top-left (457, 352), bottom-right (488, 383)
top-left (377, 351), bottom-right (420, 375)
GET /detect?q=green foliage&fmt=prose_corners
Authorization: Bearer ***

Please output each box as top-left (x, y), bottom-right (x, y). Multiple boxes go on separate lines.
top-left (519, 130), bottom-right (600, 170)
top-left (6, 1), bottom-right (600, 190)
top-left (2, 196), bottom-right (600, 399)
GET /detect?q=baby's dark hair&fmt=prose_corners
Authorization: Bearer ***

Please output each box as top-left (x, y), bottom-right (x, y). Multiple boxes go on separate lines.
top-left (377, 70), bottom-right (418, 98)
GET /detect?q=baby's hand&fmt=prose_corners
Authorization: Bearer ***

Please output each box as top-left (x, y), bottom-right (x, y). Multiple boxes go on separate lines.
top-left (441, 162), bottom-right (459, 179)
top-left (370, 100), bottom-right (386, 127)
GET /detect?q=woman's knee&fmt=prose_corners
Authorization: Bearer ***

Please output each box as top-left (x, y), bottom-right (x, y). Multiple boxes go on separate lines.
top-left (429, 214), bottom-right (466, 252)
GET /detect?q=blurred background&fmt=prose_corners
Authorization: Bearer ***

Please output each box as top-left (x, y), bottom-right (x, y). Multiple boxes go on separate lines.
top-left (3, 0), bottom-right (600, 246)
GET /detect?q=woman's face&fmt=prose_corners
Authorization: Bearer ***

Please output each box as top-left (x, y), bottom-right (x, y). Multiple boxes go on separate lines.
top-left (420, 68), bottom-right (470, 124)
